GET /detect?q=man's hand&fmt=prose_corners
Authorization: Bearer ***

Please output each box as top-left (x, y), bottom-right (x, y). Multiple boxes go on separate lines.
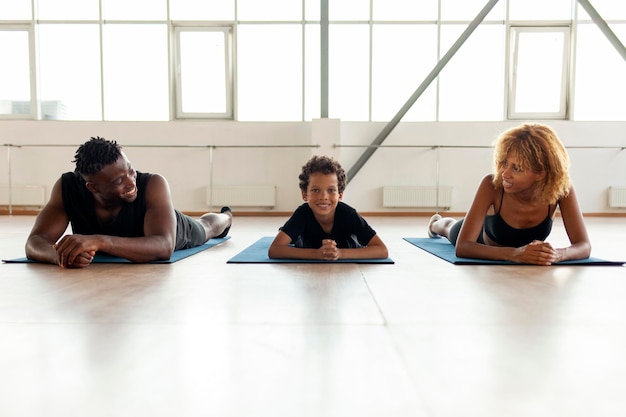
top-left (54, 234), bottom-right (102, 268)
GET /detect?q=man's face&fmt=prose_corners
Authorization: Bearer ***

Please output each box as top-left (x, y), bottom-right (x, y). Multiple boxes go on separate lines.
top-left (85, 152), bottom-right (138, 204)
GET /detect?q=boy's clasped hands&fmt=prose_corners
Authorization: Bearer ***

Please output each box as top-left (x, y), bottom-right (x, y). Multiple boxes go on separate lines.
top-left (319, 239), bottom-right (339, 261)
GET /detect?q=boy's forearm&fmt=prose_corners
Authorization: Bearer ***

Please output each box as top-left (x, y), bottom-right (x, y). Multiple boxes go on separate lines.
top-left (338, 246), bottom-right (388, 260)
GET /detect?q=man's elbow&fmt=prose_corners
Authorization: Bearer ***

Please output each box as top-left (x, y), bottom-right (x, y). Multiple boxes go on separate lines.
top-left (152, 238), bottom-right (175, 261)
top-left (24, 239), bottom-right (40, 261)
top-left (157, 245), bottom-right (175, 261)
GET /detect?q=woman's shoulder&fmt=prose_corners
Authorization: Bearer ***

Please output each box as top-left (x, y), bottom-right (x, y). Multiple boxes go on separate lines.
top-left (480, 173), bottom-right (496, 184)
top-left (472, 174), bottom-right (501, 207)
top-left (476, 174), bottom-right (499, 194)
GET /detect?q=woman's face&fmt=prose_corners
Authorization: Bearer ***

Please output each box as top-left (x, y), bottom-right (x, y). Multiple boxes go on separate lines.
top-left (500, 153), bottom-right (544, 194)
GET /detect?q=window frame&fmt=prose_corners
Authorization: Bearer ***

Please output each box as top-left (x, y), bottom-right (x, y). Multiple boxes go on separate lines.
top-left (173, 25), bottom-right (234, 119)
top-left (507, 25), bottom-right (571, 120)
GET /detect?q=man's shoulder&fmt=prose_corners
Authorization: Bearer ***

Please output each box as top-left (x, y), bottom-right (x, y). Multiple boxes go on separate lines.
top-left (60, 171), bottom-right (82, 187)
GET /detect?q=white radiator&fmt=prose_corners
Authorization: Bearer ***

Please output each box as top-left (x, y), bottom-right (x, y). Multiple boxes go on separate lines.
top-left (608, 187), bottom-right (626, 208)
top-left (383, 186), bottom-right (452, 209)
top-left (0, 185), bottom-right (45, 207)
top-left (207, 185), bottom-right (276, 208)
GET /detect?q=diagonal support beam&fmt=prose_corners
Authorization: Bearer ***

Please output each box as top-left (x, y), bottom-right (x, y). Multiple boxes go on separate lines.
top-left (347, 0), bottom-right (500, 183)
top-left (577, 0), bottom-right (626, 62)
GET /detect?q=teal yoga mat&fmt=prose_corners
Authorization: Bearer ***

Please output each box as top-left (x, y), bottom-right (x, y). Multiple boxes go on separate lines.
top-left (227, 236), bottom-right (394, 264)
top-left (403, 237), bottom-right (624, 266)
top-left (2, 236), bottom-right (230, 264)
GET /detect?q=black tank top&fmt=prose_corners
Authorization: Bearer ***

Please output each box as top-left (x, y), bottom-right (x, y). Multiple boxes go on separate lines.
top-left (483, 189), bottom-right (553, 247)
top-left (61, 171), bottom-right (151, 238)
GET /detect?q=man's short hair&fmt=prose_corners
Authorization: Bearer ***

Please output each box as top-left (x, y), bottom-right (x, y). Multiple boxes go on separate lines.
top-left (73, 137), bottom-right (122, 175)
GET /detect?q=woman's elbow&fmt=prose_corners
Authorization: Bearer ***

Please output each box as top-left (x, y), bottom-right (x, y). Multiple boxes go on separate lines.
top-left (455, 242), bottom-right (470, 258)
top-left (582, 242), bottom-right (592, 259)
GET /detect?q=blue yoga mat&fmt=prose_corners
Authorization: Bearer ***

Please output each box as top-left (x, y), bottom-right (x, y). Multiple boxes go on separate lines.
top-left (403, 237), bottom-right (624, 266)
top-left (2, 236), bottom-right (230, 264)
top-left (227, 236), bottom-right (394, 264)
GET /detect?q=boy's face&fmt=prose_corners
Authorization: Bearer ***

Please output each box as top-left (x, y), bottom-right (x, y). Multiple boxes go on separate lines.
top-left (302, 172), bottom-right (343, 218)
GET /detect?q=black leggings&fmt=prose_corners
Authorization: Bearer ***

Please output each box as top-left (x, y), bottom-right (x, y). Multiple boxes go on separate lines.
top-left (447, 218), bottom-right (485, 246)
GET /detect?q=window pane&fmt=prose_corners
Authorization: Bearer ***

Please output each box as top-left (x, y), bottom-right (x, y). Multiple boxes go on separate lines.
top-left (372, 25), bottom-right (437, 122)
top-left (38, 25), bottom-right (102, 120)
top-left (179, 30), bottom-right (228, 114)
top-left (441, 0), bottom-right (504, 21)
top-left (237, 25), bottom-right (302, 121)
top-left (36, 0), bottom-right (99, 20)
top-left (373, 0), bottom-right (437, 21)
top-left (237, 0), bottom-right (302, 21)
top-left (0, 31), bottom-right (31, 116)
top-left (330, 0), bottom-right (369, 21)
top-left (577, 0), bottom-right (626, 20)
top-left (0, 0), bottom-right (31, 19)
top-left (329, 25), bottom-right (369, 121)
top-left (102, 25), bottom-right (169, 121)
top-left (304, 24), bottom-right (320, 121)
top-left (509, 0), bottom-right (572, 21)
top-left (169, 0), bottom-right (234, 20)
top-left (574, 24), bottom-right (626, 121)
top-left (305, 0), bottom-right (320, 21)
top-left (511, 29), bottom-right (566, 114)
top-left (103, 0), bottom-right (166, 20)
top-left (439, 25), bottom-right (505, 121)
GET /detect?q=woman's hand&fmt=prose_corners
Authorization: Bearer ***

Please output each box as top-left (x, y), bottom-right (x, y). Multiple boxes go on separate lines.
top-left (513, 240), bottom-right (558, 265)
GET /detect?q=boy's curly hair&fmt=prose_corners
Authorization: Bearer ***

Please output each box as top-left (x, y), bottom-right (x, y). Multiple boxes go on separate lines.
top-left (73, 137), bottom-right (122, 175)
top-left (299, 155), bottom-right (347, 193)
top-left (492, 123), bottom-right (571, 204)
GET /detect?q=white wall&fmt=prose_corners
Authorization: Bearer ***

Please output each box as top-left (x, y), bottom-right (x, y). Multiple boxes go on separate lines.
top-left (1, 120), bottom-right (625, 214)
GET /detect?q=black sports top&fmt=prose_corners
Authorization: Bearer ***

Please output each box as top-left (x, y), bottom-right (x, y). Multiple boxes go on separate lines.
top-left (483, 189), bottom-right (553, 247)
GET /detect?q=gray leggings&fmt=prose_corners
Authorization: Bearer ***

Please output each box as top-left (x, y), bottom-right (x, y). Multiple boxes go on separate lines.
top-left (175, 210), bottom-right (207, 250)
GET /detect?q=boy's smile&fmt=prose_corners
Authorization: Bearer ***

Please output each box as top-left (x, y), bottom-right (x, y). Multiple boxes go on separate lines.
top-left (302, 172), bottom-right (343, 219)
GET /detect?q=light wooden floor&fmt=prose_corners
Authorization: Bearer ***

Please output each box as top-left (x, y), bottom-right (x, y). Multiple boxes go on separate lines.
top-left (1, 214), bottom-right (625, 417)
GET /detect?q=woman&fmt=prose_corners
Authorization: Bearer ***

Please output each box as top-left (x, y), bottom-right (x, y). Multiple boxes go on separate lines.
top-left (428, 123), bottom-right (591, 265)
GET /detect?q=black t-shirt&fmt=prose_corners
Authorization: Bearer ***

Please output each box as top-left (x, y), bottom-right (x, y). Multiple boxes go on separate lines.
top-left (279, 202), bottom-right (377, 249)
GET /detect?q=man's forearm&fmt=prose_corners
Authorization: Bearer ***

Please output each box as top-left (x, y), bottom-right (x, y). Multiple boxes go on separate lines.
top-left (25, 236), bottom-right (59, 264)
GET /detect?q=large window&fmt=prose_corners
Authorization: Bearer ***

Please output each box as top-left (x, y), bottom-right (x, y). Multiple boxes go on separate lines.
top-left (38, 24), bottom-right (102, 120)
top-left (0, 0), bottom-right (625, 122)
top-left (574, 22), bottom-right (626, 121)
top-left (0, 28), bottom-right (33, 119)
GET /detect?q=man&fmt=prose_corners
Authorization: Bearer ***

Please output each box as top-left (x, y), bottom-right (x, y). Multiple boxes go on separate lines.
top-left (25, 137), bottom-right (232, 268)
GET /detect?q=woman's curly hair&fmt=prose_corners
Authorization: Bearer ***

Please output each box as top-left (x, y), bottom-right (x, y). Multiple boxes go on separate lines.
top-left (73, 137), bottom-right (122, 175)
top-left (299, 155), bottom-right (347, 193)
top-left (492, 123), bottom-right (571, 204)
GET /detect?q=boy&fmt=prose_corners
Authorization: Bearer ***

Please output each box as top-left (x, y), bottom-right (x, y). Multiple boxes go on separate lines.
top-left (268, 155), bottom-right (388, 260)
